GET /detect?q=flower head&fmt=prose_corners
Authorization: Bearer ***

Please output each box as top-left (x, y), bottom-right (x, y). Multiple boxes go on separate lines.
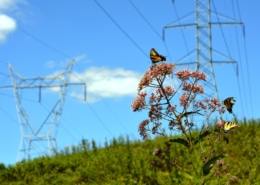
top-left (175, 69), bottom-right (192, 80)
top-left (131, 92), bottom-right (147, 111)
top-left (191, 71), bottom-right (207, 80)
top-left (230, 175), bottom-right (238, 182)
top-left (138, 119), bottom-right (150, 139)
top-left (138, 63), bottom-right (175, 91)
top-left (182, 82), bottom-right (204, 94)
top-left (216, 159), bottom-right (224, 166)
top-left (180, 92), bottom-right (190, 108)
top-left (216, 121), bottom-right (223, 129)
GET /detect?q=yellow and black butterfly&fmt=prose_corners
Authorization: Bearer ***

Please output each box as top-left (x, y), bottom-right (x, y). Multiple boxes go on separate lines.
top-left (222, 97), bottom-right (236, 114)
top-left (223, 121), bottom-right (238, 133)
top-left (150, 48), bottom-right (166, 63)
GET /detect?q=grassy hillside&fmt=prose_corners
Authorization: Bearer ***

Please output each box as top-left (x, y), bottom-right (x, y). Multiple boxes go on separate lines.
top-left (0, 119), bottom-right (260, 185)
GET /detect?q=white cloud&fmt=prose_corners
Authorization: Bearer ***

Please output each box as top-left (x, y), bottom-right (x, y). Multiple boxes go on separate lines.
top-left (0, 0), bottom-right (26, 42)
top-left (44, 66), bottom-right (141, 103)
top-left (69, 67), bottom-right (142, 102)
top-left (0, 0), bottom-right (20, 11)
top-left (0, 14), bottom-right (16, 42)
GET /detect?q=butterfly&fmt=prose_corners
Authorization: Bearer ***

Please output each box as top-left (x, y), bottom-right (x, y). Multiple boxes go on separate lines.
top-left (222, 97), bottom-right (236, 114)
top-left (223, 121), bottom-right (238, 133)
top-left (150, 48), bottom-right (166, 63)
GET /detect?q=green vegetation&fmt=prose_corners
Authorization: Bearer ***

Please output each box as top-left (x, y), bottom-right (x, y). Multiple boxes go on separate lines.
top-left (0, 119), bottom-right (259, 185)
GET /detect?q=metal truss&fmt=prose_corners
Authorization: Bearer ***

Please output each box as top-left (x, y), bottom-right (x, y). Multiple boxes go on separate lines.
top-left (2, 60), bottom-right (86, 161)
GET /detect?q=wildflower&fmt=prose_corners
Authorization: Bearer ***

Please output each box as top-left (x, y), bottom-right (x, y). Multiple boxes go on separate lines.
top-left (230, 175), bottom-right (238, 182)
top-left (183, 82), bottom-right (204, 94)
top-left (195, 101), bottom-right (207, 110)
top-left (175, 69), bottom-right (192, 80)
top-left (131, 92), bottom-right (147, 111)
top-left (163, 86), bottom-right (175, 96)
top-left (216, 121), bottom-right (223, 129)
top-left (149, 106), bottom-right (162, 120)
top-left (138, 63), bottom-right (175, 91)
top-left (180, 92), bottom-right (190, 108)
top-left (216, 160), bottom-right (224, 166)
top-left (149, 92), bottom-right (157, 103)
top-left (205, 98), bottom-right (222, 111)
top-left (191, 71), bottom-right (207, 80)
top-left (138, 119), bottom-right (150, 139)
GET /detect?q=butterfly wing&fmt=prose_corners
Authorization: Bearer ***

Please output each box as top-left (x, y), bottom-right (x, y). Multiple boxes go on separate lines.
top-left (224, 122), bottom-right (238, 133)
top-left (150, 48), bottom-right (166, 63)
top-left (223, 97), bottom-right (236, 114)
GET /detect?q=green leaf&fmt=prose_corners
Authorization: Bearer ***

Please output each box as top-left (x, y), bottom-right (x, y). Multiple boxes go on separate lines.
top-left (203, 154), bottom-right (226, 175)
top-left (177, 171), bottom-right (194, 180)
top-left (168, 138), bottom-right (190, 148)
top-left (193, 130), bottom-right (211, 145)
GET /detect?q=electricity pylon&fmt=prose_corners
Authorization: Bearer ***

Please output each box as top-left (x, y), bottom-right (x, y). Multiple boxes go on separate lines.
top-left (163, 0), bottom-right (243, 99)
top-left (2, 60), bottom-right (86, 161)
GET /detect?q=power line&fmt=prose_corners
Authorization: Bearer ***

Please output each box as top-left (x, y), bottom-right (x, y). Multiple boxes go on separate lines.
top-left (85, 101), bottom-right (113, 137)
top-left (231, 0), bottom-right (246, 117)
top-left (0, 106), bottom-right (19, 126)
top-left (234, 0), bottom-right (254, 117)
top-left (212, 0), bottom-right (236, 72)
top-left (171, 1), bottom-right (192, 63)
top-left (128, 0), bottom-right (172, 61)
top-left (18, 27), bottom-right (72, 59)
top-left (94, 0), bottom-right (148, 58)
top-left (129, 0), bottom-right (161, 39)
top-left (241, 27), bottom-right (254, 117)
top-left (101, 99), bottom-right (129, 132)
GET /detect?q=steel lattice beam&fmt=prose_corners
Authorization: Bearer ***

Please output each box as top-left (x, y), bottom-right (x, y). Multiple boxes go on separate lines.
top-left (4, 60), bottom-right (86, 161)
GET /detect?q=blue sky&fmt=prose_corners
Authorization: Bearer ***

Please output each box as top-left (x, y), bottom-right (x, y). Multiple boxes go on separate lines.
top-left (0, 0), bottom-right (259, 165)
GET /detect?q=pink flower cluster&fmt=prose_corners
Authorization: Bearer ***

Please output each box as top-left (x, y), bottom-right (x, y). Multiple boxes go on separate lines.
top-left (216, 121), bottom-right (223, 129)
top-left (182, 82), bottom-right (204, 94)
top-left (180, 92), bottom-right (190, 108)
top-left (175, 69), bottom-right (207, 81)
top-left (195, 101), bottom-right (207, 110)
top-left (216, 159), bottom-right (224, 166)
top-left (138, 119), bottom-right (150, 139)
top-left (131, 91), bottom-right (147, 112)
top-left (204, 98), bottom-right (222, 111)
top-left (191, 71), bottom-right (207, 80)
top-left (175, 69), bottom-right (192, 80)
top-left (138, 63), bottom-right (175, 91)
top-left (156, 86), bottom-right (175, 97)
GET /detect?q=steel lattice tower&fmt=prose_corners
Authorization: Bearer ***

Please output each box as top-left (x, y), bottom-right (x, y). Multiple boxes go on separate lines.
top-left (5, 60), bottom-right (86, 161)
top-left (163, 0), bottom-right (243, 99)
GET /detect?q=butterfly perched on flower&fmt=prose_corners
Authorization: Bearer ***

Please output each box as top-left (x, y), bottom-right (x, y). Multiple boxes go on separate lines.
top-left (222, 97), bottom-right (236, 114)
top-left (150, 48), bottom-right (166, 63)
top-left (223, 121), bottom-right (238, 133)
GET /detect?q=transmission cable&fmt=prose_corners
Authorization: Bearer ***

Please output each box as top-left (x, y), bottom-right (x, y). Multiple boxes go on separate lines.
top-left (171, 1), bottom-right (192, 63)
top-left (231, 0), bottom-right (246, 117)
top-left (234, 0), bottom-right (254, 117)
top-left (101, 99), bottom-right (129, 132)
top-left (212, 0), bottom-right (236, 72)
top-left (18, 27), bottom-right (72, 59)
top-left (128, 0), bottom-right (172, 62)
top-left (86, 101), bottom-right (113, 137)
top-left (94, 0), bottom-right (148, 58)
